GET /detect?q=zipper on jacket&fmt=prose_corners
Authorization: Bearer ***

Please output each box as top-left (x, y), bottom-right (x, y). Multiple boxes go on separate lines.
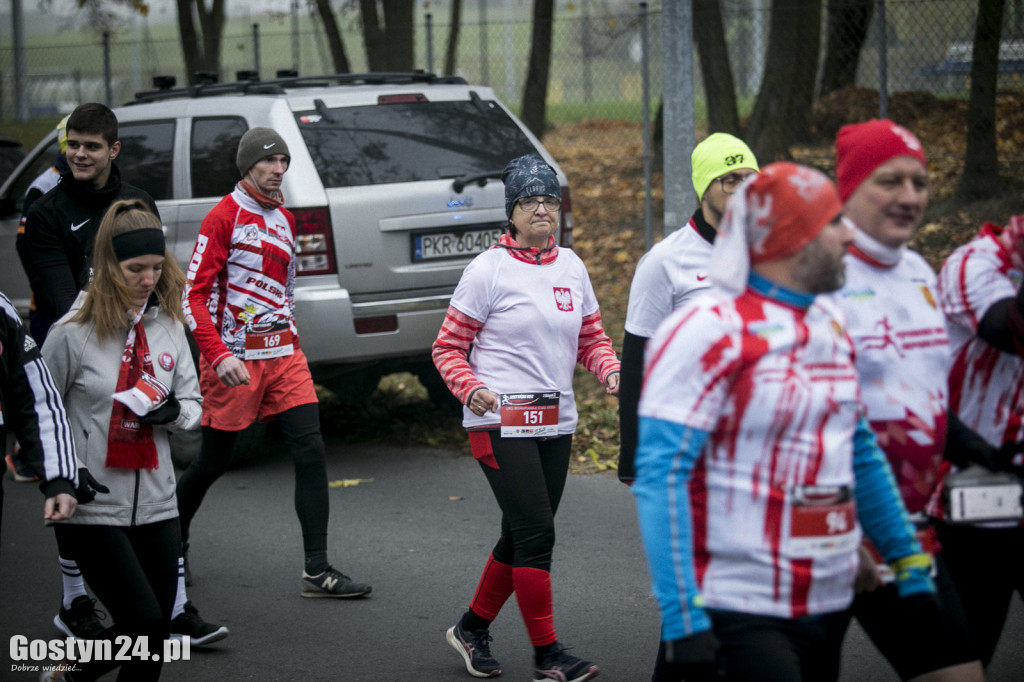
top-left (131, 470), bottom-right (141, 526)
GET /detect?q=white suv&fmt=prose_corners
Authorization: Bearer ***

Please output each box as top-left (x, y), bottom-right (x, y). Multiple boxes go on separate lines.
top-left (0, 72), bottom-right (573, 404)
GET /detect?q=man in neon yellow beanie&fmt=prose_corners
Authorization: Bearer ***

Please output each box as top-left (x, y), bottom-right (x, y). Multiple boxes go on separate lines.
top-left (618, 132), bottom-right (759, 486)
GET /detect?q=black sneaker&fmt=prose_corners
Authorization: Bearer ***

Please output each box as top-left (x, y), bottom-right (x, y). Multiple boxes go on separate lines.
top-left (300, 566), bottom-right (372, 598)
top-left (170, 600), bottom-right (229, 647)
top-left (53, 595), bottom-right (106, 639)
top-left (446, 621), bottom-right (501, 678)
top-left (533, 642), bottom-right (599, 682)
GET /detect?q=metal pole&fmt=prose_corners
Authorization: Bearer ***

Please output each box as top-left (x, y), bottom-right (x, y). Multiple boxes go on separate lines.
top-left (640, 2), bottom-right (653, 250)
top-left (13, 0), bottom-right (28, 121)
top-left (292, 0), bottom-right (301, 72)
top-left (253, 23), bottom-right (261, 76)
top-left (103, 32), bottom-right (113, 106)
top-left (662, 0), bottom-right (697, 235)
top-left (479, 0), bottom-right (491, 85)
top-left (877, 0), bottom-right (888, 118)
top-left (426, 13), bottom-right (434, 73)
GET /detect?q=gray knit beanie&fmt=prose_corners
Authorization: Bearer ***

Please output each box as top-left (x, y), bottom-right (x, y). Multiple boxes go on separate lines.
top-left (236, 127), bottom-right (290, 176)
top-left (502, 154), bottom-right (560, 218)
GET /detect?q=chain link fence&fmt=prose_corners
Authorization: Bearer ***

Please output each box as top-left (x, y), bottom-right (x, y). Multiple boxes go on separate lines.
top-left (0, 1), bottom-right (1018, 142)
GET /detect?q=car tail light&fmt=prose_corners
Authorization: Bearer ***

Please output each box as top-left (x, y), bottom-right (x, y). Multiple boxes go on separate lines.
top-left (354, 315), bottom-right (399, 334)
top-left (558, 186), bottom-right (573, 247)
top-left (292, 207), bottom-right (336, 275)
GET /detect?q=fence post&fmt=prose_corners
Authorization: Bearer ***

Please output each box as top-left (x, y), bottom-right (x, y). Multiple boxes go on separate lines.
top-left (12, 0), bottom-right (28, 121)
top-left (291, 0), bottom-right (300, 73)
top-left (662, 0), bottom-right (697, 236)
top-left (253, 23), bottom-right (261, 77)
top-left (103, 32), bottom-right (113, 106)
top-left (479, 0), bottom-right (490, 85)
top-left (426, 13), bottom-right (434, 73)
top-left (876, 0), bottom-right (888, 118)
top-left (640, 2), bottom-right (653, 250)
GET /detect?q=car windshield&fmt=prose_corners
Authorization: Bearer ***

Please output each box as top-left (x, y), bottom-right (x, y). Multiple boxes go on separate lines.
top-left (295, 99), bottom-right (537, 188)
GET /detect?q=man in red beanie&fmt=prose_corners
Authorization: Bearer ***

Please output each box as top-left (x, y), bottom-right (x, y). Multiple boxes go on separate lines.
top-left (832, 119), bottom-right (984, 681)
top-left (634, 162), bottom-right (935, 682)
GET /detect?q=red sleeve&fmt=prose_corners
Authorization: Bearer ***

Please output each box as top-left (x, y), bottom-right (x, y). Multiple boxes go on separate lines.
top-left (577, 310), bottom-right (621, 383)
top-left (432, 306), bottom-right (486, 405)
top-left (184, 202), bottom-right (234, 368)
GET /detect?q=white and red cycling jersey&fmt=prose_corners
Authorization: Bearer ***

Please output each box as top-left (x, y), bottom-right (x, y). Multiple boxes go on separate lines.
top-left (939, 224), bottom-right (1024, 451)
top-left (183, 186), bottom-right (299, 369)
top-left (834, 230), bottom-right (950, 515)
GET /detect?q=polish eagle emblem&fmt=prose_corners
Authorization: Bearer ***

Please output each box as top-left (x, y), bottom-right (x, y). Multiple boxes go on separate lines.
top-left (553, 287), bottom-right (573, 312)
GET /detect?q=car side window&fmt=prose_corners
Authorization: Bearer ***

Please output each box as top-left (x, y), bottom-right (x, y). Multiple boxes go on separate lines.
top-left (191, 117), bottom-right (247, 198)
top-left (118, 120), bottom-right (175, 201)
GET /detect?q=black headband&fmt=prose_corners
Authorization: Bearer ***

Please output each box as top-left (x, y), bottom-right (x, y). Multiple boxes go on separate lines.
top-left (112, 229), bottom-right (165, 262)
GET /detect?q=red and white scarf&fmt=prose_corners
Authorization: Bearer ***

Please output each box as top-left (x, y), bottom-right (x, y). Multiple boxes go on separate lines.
top-left (106, 310), bottom-right (159, 470)
top-left (240, 179), bottom-right (284, 210)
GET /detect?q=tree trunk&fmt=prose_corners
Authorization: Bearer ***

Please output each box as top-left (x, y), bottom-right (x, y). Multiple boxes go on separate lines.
top-left (359, 0), bottom-right (387, 71)
top-left (819, 0), bottom-right (873, 96)
top-left (744, 0), bottom-right (823, 162)
top-left (176, 0), bottom-right (203, 85)
top-left (196, 0), bottom-right (226, 76)
top-left (315, 0), bottom-right (352, 74)
top-left (957, 0), bottom-right (1007, 201)
top-left (445, 0), bottom-right (463, 76)
top-left (694, 0), bottom-right (740, 135)
top-left (521, 0), bottom-right (555, 140)
top-left (382, 0), bottom-right (415, 72)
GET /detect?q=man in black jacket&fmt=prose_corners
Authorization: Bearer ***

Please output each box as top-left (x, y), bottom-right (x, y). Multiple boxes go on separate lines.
top-left (22, 102), bottom-right (158, 343)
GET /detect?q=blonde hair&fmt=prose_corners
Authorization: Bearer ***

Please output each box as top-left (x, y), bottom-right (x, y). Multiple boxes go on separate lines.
top-left (71, 199), bottom-right (186, 340)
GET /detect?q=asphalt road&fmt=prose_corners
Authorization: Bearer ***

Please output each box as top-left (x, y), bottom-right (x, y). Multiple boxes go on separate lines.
top-left (2, 439), bottom-right (1022, 681)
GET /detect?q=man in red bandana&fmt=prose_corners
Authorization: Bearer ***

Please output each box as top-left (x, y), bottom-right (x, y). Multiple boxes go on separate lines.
top-left (179, 127), bottom-right (372, 599)
top-left (634, 163), bottom-right (935, 682)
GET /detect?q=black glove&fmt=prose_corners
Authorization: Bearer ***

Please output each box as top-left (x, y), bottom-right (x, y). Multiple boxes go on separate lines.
top-left (75, 467), bottom-right (110, 504)
top-left (990, 441), bottom-right (1024, 477)
top-left (139, 392), bottom-right (181, 425)
top-left (654, 630), bottom-right (720, 682)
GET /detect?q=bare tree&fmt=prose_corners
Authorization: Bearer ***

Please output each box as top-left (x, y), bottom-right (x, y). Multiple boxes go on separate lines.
top-left (521, 0), bottom-right (555, 139)
top-left (694, 0), bottom-right (740, 135)
top-left (819, 0), bottom-right (873, 96)
top-left (358, 0), bottom-right (415, 72)
top-left (444, 0), bottom-right (463, 76)
top-left (314, 0), bottom-right (352, 74)
top-left (744, 0), bottom-right (823, 161)
top-left (174, 0), bottom-right (227, 85)
top-left (957, 0), bottom-right (1008, 200)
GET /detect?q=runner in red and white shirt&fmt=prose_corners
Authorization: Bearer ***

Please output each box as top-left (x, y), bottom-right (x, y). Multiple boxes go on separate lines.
top-left (937, 214), bottom-right (1024, 668)
top-left (177, 127), bottom-right (371, 600)
top-left (634, 162), bottom-right (932, 682)
top-left (434, 154), bottom-right (618, 682)
top-left (832, 119), bottom-right (984, 682)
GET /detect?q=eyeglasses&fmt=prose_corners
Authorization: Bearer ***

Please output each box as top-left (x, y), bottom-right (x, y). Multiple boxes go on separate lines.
top-left (717, 171), bottom-right (757, 194)
top-left (518, 196), bottom-right (562, 212)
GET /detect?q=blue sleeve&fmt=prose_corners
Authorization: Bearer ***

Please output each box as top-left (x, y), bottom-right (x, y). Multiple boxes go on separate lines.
top-left (852, 415), bottom-right (934, 596)
top-left (632, 416), bottom-right (712, 640)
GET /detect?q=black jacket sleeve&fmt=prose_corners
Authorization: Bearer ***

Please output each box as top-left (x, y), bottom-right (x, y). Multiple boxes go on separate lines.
top-left (0, 294), bottom-right (77, 498)
top-left (977, 278), bottom-right (1024, 356)
top-left (617, 330), bottom-right (648, 484)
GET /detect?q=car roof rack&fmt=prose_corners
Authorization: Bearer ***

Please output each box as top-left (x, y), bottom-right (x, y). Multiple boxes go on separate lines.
top-left (129, 71), bottom-right (469, 105)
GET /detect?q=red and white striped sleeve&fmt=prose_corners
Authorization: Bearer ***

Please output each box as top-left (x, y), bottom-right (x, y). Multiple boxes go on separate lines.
top-left (432, 305), bottom-right (486, 405)
top-left (577, 310), bottom-right (621, 384)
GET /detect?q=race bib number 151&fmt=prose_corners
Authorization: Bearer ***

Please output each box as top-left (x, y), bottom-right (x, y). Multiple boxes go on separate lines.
top-left (500, 391), bottom-right (559, 438)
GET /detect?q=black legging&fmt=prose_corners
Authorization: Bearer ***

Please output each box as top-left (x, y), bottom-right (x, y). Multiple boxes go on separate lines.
top-left (175, 403), bottom-right (329, 557)
top-left (480, 433), bottom-right (573, 571)
top-left (53, 518), bottom-right (180, 682)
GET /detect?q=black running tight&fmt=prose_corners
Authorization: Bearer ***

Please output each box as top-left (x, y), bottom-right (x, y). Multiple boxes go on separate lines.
top-left (479, 433), bottom-right (573, 572)
top-left (175, 403), bottom-right (330, 558)
top-left (53, 518), bottom-right (180, 682)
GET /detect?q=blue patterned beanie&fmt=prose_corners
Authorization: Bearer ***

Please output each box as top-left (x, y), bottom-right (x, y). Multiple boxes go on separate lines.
top-left (502, 154), bottom-right (560, 218)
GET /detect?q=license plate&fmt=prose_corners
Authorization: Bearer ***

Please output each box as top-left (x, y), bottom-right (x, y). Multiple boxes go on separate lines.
top-left (413, 227), bottom-right (503, 261)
